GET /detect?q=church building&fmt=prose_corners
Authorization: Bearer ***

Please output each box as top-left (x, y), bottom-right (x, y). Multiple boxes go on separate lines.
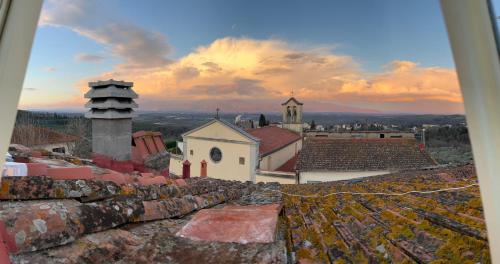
top-left (178, 97), bottom-right (304, 182)
top-left (281, 97), bottom-right (304, 134)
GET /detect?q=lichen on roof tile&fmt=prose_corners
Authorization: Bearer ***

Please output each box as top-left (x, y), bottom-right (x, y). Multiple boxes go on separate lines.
top-left (281, 164), bottom-right (490, 263)
top-left (0, 150), bottom-right (490, 264)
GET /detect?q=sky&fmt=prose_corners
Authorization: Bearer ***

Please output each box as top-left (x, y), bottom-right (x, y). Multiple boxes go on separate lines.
top-left (20, 0), bottom-right (466, 114)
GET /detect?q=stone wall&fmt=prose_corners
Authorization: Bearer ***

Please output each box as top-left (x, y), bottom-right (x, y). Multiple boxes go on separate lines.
top-left (92, 119), bottom-right (132, 161)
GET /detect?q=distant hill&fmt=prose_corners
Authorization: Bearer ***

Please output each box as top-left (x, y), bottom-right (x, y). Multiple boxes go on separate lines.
top-left (15, 110), bottom-right (85, 131)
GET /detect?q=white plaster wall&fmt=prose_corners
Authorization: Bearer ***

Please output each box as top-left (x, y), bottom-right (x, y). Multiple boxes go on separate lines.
top-left (186, 121), bottom-right (250, 142)
top-left (259, 140), bottom-right (302, 171)
top-left (282, 123), bottom-right (303, 134)
top-left (256, 174), bottom-right (296, 184)
top-left (169, 155), bottom-right (183, 176)
top-left (184, 137), bottom-right (257, 182)
top-left (299, 170), bottom-right (390, 184)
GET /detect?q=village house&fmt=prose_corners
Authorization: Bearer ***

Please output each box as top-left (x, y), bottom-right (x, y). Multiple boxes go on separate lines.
top-left (10, 126), bottom-right (79, 155)
top-left (296, 137), bottom-right (436, 183)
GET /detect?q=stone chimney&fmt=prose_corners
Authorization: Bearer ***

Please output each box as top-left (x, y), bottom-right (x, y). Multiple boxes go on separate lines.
top-left (84, 79), bottom-right (138, 161)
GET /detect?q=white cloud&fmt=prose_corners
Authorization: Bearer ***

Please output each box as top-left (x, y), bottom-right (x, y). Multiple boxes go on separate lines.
top-left (74, 53), bottom-right (104, 62)
top-left (36, 1), bottom-right (462, 113)
top-left (40, 0), bottom-right (171, 69)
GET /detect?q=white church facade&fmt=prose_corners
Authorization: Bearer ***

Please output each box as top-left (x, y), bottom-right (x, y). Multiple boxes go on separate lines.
top-left (171, 97), bottom-right (304, 182)
top-left (180, 118), bottom-right (261, 182)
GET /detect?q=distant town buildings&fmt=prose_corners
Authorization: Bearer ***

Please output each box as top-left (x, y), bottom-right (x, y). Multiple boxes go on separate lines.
top-left (234, 115), bottom-right (255, 129)
top-left (169, 96), bottom-right (440, 183)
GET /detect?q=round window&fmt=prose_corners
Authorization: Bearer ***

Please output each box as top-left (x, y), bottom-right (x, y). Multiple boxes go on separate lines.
top-left (210, 147), bottom-right (222, 162)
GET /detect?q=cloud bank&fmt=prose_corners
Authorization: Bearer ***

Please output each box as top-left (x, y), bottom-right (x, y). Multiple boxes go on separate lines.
top-left (35, 0), bottom-right (463, 114)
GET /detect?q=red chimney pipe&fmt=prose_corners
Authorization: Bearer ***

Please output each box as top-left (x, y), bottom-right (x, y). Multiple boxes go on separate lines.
top-left (182, 160), bottom-right (191, 179)
top-left (200, 160), bottom-right (207, 177)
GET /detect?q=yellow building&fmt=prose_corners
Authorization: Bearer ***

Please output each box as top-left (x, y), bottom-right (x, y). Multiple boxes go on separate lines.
top-left (174, 97), bottom-right (304, 182)
top-left (181, 118), bottom-right (260, 182)
top-left (179, 119), bottom-right (303, 182)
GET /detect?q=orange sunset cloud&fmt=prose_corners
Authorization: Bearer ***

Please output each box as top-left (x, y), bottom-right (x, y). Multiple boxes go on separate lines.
top-left (23, 0), bottom-right (463, 114)
top-left (68, 37), bottom-right (461, 113)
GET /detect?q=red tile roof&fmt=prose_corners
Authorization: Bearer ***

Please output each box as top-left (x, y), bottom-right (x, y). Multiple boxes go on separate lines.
top-left (298, 138), bottom-right (436, 171)
top-left (131, 130), bottom-right (166, 163)
top-left (276, 154), bottom-right (298, 172)
top-left (246, 126), bottom-right (301, 156)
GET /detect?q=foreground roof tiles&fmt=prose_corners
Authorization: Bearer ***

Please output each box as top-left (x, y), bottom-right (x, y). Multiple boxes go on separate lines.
top-left (177, 204), bottom-right (280, 243)
top-left (246, 126), bottom-right (301, 156)
top-left (282, 164), bottom-right (490, 263)
top-left (1, 174), bottom-right (285, 263)
top-left (298, 138), bottom-right (436, 171)
top-left (0, 146), bottom-right (490, 263)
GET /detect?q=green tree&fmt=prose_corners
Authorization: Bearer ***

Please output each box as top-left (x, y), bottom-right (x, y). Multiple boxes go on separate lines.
top-left (310, 120), bottom-right (316, 130)
top-left (259, 114), bottom-right (267, 127)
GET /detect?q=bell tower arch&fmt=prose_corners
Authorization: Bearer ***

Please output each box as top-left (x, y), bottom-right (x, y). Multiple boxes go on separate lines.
top-left (281, 97), bottom-right (303, 133)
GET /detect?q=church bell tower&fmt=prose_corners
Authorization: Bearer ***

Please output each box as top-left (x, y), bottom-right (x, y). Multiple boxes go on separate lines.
top-left (281, 97), bottom-right (303, 133)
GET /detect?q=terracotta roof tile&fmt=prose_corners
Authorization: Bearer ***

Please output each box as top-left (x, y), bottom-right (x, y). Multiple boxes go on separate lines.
top-left (276, 154), bottom-right (298, 172)
top-left (282, 164), bottom-right (489, 263)
top-left (2, 146), bottom-right (490, 263)
top-left (298, 138), bottom-right (436, 171)
top-left (246, 126), bottom-right (301, 156)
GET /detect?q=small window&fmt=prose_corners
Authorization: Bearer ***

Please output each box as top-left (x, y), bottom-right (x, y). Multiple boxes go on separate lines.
top-left (379, 134), bottom-right (385, 138)
top-left (390, 135), bottom-right (402, 138)
top-left (190, 149), bottom-right (193, 155)
top-left (52, 147), bottom-right (65, 154)
top-left (239, 157), bottom-right (245, 165)
top-left (210, 147), bottom-right (222, 162)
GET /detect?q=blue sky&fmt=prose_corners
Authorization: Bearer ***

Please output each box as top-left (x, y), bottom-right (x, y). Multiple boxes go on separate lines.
top-left (21, 0), bottom-right (463, 114)
top-left (122, 0), bottom-right (453, 70)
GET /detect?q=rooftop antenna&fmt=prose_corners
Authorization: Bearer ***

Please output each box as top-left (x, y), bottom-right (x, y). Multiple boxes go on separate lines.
top-left (215, 107), bottom-right (220, 119)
